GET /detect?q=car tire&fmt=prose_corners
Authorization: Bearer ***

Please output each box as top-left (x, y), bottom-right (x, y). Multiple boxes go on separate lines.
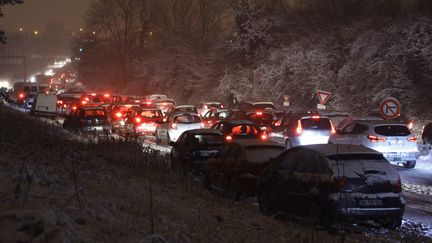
top-left (404, 160), bottom-right (416, 169)
top-left (257, 191), bottom-right (274, 216)
top-left (285, 139), bottom-right (292, 149)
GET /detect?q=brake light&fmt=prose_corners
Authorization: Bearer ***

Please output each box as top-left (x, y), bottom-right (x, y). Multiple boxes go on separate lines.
top-left (225, 135), bottom-right (233, 143)
top-left (331, 123), bottom-right (336, 134)
top-left (135, 117), bottom-right (141, 123)
top-left (19, 93), bottom-right (24, 99)
top-left (200, 122), bottom-right (205, 128)
top-left (396, 176), bottom-right (402, 192)
top-left (57, 100), bottom-right (63, 105)
top-left (367, 135), bottom-right (386, 143)
top-left (256, 111), bottom-right (263, 116)
top-left (146, 101), bottom-right (152, 105)
top-left (91, 93), bottom-right (97, 96)
top-left (261, 133), bottom-right (268, 140)
top-left (171, 123), bottom-right (177, 129)
top-left (115, 112), bottom-right (122, 118)
top-left (296, 120), bottom-right (302, 134)
top-left (85, 97), bottom-right (90, 101)
top-left (332, 177), bottom-right (347, 189)
top-left (221, 105), bottom-right (224, 108)
top-left (312, 115), bottom-right (320, 119)
top-left (72, 106), bottom-right (77, 110)
top-left (125, 104), bottom-right (132, 108)
top-left (407, 136), bottom-right (417, 142)
top-left (161, 102), bottom-right (168, 106)
top-left (81, 100), bottom-right (87, 105)
top-left (104, 93), bottom-right (110, 98)
top-left (63, 104), bottom-right (67, 108)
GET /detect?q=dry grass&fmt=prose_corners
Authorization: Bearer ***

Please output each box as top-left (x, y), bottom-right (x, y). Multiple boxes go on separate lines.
top-left (0, 108), bottom-right (430, 242)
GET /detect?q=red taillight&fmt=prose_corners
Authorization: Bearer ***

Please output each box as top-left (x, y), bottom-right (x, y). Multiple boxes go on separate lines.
top-left (367, 135), bottom-right (386, 143)
top-left (84, 97), bottom-right (90, 101)
top-left (312, 115), bottom-right (320, 119)
top-left (296, 120), bottom-right (302, 134)
top-left (261, 133), bottom-right (268, 140)
top-left (115, 112), bottom-right (122, 118)
top-left (171, 123), bottom-right (177, 129)
top-left (104, 93), bottom-right (110, 98)
top-left (63, 104), bottom-right (67, 108)
top-left (221, 105), bottom-right (224, 108)
top-left (396, 176), bottom-right (402, 192)
top-left (256, 111), bottom-right (263, 116)
top-left (19, 93), bottom-right (24, 99)
top-left (407, 136), bottom-right (417, 142)
top-left (91, 93), bottom-right (97, 96)
top-left (332, 177), bottom-right (347, 189)
top-left (57, 100), bottom-right (63, 105)
top-left (72, 106), bottom-right (77, 110)
top-left (135, 117), bottom-right (141, 123)
top-left (146, 101), bottom-right (152, 105)
top-left (81, 100), bottom-right (87, 105)
top-left (225, 135), bottom-right (233, 143)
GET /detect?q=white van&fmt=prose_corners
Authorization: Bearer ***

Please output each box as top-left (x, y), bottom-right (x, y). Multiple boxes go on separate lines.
top-left (30, 94), bottom-right (57, 117)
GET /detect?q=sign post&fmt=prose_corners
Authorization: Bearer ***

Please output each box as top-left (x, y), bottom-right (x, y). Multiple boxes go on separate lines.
top-left (379, 97), bottom-right (401, 120)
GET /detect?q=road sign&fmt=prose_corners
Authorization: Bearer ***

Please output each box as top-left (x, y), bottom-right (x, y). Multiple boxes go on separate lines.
top-left (379, 97), bottom-right (401, 119)
top-left (316, 90), bottom-right (332, 105)
top-left (283, 95), bottom-right (290, 107)
top-left (317, 104), bottom-right (326, 110)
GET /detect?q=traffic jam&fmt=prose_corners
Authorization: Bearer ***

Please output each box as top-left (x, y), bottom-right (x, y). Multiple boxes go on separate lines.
top-left (1, 83), bottom-right (432, 234)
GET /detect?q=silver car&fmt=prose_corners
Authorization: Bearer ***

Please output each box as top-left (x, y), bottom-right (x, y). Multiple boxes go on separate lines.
top-left (156, 113), bottom-right (204, 144)
top-left (329, 119), bottom-right (418, 168)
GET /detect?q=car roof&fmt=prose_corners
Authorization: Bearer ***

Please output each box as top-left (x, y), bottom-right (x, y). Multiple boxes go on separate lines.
top-left (232, 139), bottom-right (285, 148)
top-left (186, 129), bottom-right (223, 135)
top-left (351, 119), bottom-right (407, 126)
top-left (299, 144), bottom-right (381, 157)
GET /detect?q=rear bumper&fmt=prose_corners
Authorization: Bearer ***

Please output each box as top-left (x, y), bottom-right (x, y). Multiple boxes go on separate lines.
top-left (338, 207), bottom-right (403, 218)
top-left (382, 151), bottom-right (418, 163)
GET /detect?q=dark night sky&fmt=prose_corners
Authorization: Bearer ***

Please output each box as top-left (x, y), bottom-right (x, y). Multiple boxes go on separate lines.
top-left (0, 0), bottom-right (91, 32)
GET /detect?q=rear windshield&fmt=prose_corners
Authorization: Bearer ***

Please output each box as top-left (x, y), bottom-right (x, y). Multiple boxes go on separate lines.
top-left (139, 110), bottom-right (162, 118)
top-left (245, 146), bottom-right (285, 163)
top-left (174, 114), bottom-right (201, 124)
top-left (230, 125), bottom-right (259, 135)
top-left (253, 104), bottom-right (276, 110)
top-left (175, 107), bottom-right (197, 113)
top-left (192, 134), bottom-right (224, 145)
top-left (301, 118), bottom-right (331, 130)
top-left (208, 103), bottom-right (222, 109)
top-left (84, 109), bottom-right (106, 117)
top-left (247, 113), bottom-right (273, 125)
top-left (374, 125), bottom-right (410, 137)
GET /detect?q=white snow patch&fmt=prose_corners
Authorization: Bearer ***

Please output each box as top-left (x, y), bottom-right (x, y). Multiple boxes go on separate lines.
top-left (403, 182), bottom-right (432, 196)
top-left (416, 144), bottom-right (432, 171)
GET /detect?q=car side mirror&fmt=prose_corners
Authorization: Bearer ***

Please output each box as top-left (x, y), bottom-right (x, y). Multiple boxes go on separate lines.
top-left (169, 141), bottom-right (176, 146)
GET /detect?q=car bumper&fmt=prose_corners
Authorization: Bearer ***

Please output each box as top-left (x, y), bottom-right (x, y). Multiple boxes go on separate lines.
top-left (382, 152), bottom-right (419, 163)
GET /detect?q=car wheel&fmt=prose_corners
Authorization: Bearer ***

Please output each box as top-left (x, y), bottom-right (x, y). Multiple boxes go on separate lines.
top-left (285, 139), bottom-right (292, 149)
top-left (404, 160), bottom-right (416, 169)
top-left (257, 191), bottom-right (274, 216)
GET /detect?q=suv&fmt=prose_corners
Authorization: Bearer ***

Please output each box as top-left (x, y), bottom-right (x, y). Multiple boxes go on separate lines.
top-left (269, 114), bottom-right (335, 148)
top-left (329, 119), bottom-right (418, 168)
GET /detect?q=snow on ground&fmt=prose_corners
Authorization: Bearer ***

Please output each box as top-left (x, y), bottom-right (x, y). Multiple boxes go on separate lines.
top-left (403, 182), bottom-right (432, 196)
top-left (417, 144), bottom-right (432, 171)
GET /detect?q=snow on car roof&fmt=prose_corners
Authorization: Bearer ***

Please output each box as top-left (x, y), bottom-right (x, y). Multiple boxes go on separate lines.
top-left (301, 144), bottom-right (381, 157)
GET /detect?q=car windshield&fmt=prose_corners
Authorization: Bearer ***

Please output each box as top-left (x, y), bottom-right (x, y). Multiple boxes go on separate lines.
top-left (301, 118), bottom-right (332, 130)
top-left (174, 114), bottom-right (201, 124)
top-left (245, 146), bottom-right (285, 163)
top-left (84, 109), bottom-right (106, 117)
top-left (139, 110), bottom-right (162, 118)
top-left (207, 103), bottom-right (222, 109)
top-left (374, 125), bottom-right (410, 137)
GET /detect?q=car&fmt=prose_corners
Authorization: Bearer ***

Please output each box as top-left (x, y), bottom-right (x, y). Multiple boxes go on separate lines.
top-left (63, 107), bottom-right (111, 134)
top-left (203, 140), bottom-right (285, 196)
top-left (156, 112), bottom-right (204, 144)
top-left (169, 105), bottom-right (198, 114)
top-left (170, 129), bottom-right (225, 173)
top-left (106, 104), bottom-right (139, 133)
top-left (211, 120), bottom-right (269, 143)
top-left (56, 94), bottom-right (81, 116)
top-left (422, 122), bottom-right (432, 144)
top-left (30, 93), bottom-right (57, 118)
top-left (154, 99), bottom-right (176, 115)
top-left (197, 102), bottom-right (224, 117)
top-left (252, 102), bottom-right (276, 111)
top-left (145, 94), bottom-right (168, 103)
top-left (329, 119), bottom-right (418, 168)
top-left (258, 144), bottom-right (405, 228)
top-left (202, 108), bottom-right (230, 128)
top-left (229, 110), bottom-right (274, 131)
top-left (269, 114), bottom-right (335, 148)
top-left (124, 108), bottom-right (163, 136)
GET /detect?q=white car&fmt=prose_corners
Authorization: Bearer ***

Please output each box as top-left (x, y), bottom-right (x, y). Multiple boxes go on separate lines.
top-left (329, 119), bottom-right (418, 168)
top-left (197, 102), bottom-right (224, 117)
top-left (156, 113), bottom-right (204, 144)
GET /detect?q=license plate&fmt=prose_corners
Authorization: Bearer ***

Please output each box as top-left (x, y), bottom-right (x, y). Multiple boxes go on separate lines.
top-left (389, 140), bottom-right (404, 146)
top-left (358, 199), bottom-right (383, 206)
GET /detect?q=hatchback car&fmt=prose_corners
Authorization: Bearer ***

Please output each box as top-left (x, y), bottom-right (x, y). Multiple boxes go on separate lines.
top-left (269, 114), bottom-right (335, 148)
top-left (258, 144), bottom-right (405, 228)
top-left (156, 112), bottom-right (204, 143)
top-left (124, 108), bottom-right (163, 136)
top-left (106, 104), bottom-right (139, 133)
top-left (211, 120), bottom-right (269, 143)
top-left (197, 102), bottom-right (224, 117)
top-left (203, 140), bottom-right (285, 196)
top-left (63, 107), bottom-right (111, 134)
top-left (170, 129), bottom-right (225, 173)
top-left (329, 119), bottom-right (418, 168)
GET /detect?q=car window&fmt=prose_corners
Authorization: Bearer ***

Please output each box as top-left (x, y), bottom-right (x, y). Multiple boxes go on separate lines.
top-left (192, 134), bottom-right (224, 145)
top-left (245, 146), bottom-right (285, 164)
top-left (174, 114), bottom-right (201, 124)
top-left (278, 149), bottom-right (302, 171)
top-left (140, 110), bottom-right (162, 118)
top-left (352, 124), bottom-right (369, 134)
top-left (374, 125), bottom-right (410, 137)
top-left (301, 118), bottom-right (331, 130)
top-left (218, 111), bottom-right (229, 119)
top-left (84, 109), bottom-right (106, 117)
top-left (341, 123), bottom-right (355, 134)
top-left (295, 150), bottom-right (328, 173)
top-left (208, 103), bottom-right (222, 109)
top-left (231, 125), bottom-right (259, 135)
